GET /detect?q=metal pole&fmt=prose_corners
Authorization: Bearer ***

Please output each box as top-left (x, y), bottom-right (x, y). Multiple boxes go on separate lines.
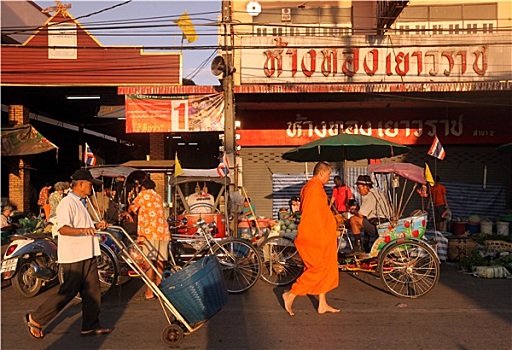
top-left (221, 0), bottom-right (238, 236)
top-left (222, 0), bottom-right (235, 176)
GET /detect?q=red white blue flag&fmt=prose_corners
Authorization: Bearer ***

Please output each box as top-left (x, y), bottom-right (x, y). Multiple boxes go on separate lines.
top-left (84, 142), bottom-right (97, 166)
top-left (427, 135), bottom-right (446, 160)
top-left (217, 153), bottom-right (229, 177)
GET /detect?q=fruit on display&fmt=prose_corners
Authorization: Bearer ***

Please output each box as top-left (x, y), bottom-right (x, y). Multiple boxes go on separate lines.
top-left (269, 218), bottom-right (298, 239)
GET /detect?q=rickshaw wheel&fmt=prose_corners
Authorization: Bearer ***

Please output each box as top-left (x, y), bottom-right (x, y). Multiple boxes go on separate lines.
top-left (377, 239), bottom-right (439, 298)
top-left (259, 235), bottom-right (304, 286)
top-left (162, 324), bottom-right (184, 347)
top-left (213, 238), bottom-right (262, 293)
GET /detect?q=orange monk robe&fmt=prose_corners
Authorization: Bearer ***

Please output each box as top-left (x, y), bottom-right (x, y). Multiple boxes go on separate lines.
top-left (291, 176), bottom-right (339, 296)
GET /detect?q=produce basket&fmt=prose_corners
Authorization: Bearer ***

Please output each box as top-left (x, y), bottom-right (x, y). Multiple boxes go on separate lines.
top-left (158, 255), bottom-right (229, 324)
top-left (447, 237), bottom-right (478, 262)
top-left (483, 240), bottom-right (512, 253)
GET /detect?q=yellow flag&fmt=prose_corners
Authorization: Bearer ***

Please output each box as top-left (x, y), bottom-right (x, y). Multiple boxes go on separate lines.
top-left (173, 11), bottom-right (197, 43)
top-left (174, 152), bottom-right (183, 177)
top-left (425, 163), bottom-right (435, 186)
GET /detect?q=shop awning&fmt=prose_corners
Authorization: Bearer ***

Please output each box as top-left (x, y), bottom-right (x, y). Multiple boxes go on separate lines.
top-left (1, 124), bottom-right (58, 156)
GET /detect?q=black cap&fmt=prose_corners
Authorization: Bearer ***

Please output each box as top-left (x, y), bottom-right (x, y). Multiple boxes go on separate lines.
top-left (355, 175), bottom-right (373, 186)
top-left (71, 169), bottom-right (103, 185)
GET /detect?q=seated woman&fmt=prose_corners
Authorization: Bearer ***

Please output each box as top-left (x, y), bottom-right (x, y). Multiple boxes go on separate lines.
top-left (240, 198), bottom-right (256, 220)
top-left (289, 196), bottom-right (301, 221)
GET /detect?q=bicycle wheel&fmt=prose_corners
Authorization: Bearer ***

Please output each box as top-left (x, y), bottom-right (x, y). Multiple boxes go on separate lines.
top-left (259, 236), bottom-right (303, 286)
top-left (213, 238), bottom-right (261, 293)
top-left (378, 239), bottom-right (440, 298)
top-left (96, 244), bottom-right (119, 296)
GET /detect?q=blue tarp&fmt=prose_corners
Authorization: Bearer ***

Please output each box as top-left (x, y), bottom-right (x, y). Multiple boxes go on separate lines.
top-left (444, 182), bottom-right (506, 221)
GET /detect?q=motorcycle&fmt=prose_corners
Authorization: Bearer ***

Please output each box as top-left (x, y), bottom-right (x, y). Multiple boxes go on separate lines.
top-left (1, 231), bottom-right (122, 298)
top-left (1, 233), bottom-right (59, 298)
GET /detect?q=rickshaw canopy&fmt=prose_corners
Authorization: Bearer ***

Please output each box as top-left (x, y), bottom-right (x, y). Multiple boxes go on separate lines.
top-left (368, 163), bottom-right (426, 184)
top-left (169, 169), bottom-right (231, 186)
top-left (89, 166), bottom-right (144, 179)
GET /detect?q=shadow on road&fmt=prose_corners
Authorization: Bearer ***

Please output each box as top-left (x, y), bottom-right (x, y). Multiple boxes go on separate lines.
top-left (19, 279), bottom-right (141, 350)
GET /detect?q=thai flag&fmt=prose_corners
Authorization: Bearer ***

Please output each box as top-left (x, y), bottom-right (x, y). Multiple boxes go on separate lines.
top-left (84, 142), bottom-right (97, 166)
top-left (427, 135), bottom-right (446, 160)
top-left (217, 153), bottom-right (229, 178)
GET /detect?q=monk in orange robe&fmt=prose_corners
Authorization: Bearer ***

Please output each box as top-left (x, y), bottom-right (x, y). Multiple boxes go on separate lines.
top-left (283, 161), bottom-right (340, 316)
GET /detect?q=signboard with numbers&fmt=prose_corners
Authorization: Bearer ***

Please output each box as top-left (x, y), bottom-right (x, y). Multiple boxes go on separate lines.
top-left (125, 94), bottom-right (224, 133)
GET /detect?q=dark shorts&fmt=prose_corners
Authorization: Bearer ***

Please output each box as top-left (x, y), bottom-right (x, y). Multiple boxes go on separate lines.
top-left (362, 217), bottom-right (378, 236)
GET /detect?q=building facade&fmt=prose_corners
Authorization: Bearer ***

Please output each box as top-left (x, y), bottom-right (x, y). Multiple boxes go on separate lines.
top-left (226, 0), bottom-right (511, 218)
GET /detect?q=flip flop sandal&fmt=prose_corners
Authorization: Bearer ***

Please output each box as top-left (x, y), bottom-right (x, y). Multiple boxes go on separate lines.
top-left (134, 294), bottom-right (155, 301)
top-left (80, 328), bottom-right (112, 336)
top-left (25, 314), bottom-right (44, 339)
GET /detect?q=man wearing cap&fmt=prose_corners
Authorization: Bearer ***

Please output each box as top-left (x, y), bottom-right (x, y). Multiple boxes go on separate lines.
top-left (25, 169), bottom-right (111, 339)
top-left (349, 175), bottom-right (392, 254)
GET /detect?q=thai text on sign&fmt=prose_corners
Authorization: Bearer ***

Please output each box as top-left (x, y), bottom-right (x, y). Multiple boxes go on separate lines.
top-left (125, 94), bottom-right (224, 133)
top-left (240, 35), bottom-right (511, 84)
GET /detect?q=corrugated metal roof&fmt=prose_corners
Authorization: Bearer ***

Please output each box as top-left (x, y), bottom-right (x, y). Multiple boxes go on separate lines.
top-left (117, 81), bottom-right (511, 95)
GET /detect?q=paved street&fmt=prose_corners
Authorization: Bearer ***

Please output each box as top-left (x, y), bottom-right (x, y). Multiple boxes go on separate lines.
top-left (2, 262), bottom-right (511, 350)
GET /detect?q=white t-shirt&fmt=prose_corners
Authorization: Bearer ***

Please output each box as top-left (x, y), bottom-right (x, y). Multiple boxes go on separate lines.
top-left (359, 188), bottom-right (392, 221)
top-left (187, 193), bottom-right (215, 213)
top-left (56, 192), bottom-right (101, 263)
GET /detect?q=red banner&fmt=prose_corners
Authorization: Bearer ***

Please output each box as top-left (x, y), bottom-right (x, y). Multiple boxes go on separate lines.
top-left (236, 107), bottom-right (511, 146)
top-left (125, 94), bottom-right (224, 133)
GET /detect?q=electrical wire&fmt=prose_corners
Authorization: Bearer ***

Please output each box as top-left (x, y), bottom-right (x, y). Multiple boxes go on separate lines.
top-left (3, 2), bottom-right (511, 90)
top-left (71, 1), bottom-right (134, 22)
top-left (186, 50), bottom-right (218, 80)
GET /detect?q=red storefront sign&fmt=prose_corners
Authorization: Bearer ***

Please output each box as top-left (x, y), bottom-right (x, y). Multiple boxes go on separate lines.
top-left (237, 108), bottom-right (511, 146)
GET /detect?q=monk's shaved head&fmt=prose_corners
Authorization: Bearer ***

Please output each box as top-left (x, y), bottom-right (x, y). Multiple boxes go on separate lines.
top-left (313, 161), bottom-right (331, 175)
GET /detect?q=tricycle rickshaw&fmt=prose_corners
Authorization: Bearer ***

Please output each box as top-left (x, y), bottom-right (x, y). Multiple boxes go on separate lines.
top-left (167, 168), bottom-right (262, 293)
top-left (259, 163), bottom-right (440, 298)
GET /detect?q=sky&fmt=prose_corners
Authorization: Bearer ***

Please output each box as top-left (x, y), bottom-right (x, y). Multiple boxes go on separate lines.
top-left (35, 0), bottom-right (222, 85)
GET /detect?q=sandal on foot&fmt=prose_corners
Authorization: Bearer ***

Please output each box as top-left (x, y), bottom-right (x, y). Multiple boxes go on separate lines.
top-left (134, 293), bottom-right (155, 301)
top-left (80, 328), bottom-right (112, 336)
top-left (25, 314), bottom-right (44, 339)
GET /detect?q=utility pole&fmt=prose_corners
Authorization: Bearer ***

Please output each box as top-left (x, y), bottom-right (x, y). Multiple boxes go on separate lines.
top-left (221, 0), bottom-right (238, 236)
top-left (222, 0), bottom-right (235, 178)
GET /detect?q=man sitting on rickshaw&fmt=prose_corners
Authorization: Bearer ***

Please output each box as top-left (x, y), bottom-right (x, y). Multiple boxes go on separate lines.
top-left (349, 175), bottom-right (393, 254)
top-left (187, 183), bottom-right (215, 214)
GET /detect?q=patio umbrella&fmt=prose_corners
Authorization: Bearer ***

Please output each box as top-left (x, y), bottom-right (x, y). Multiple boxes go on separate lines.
top-left (282, 133), bottom-right (411, 162)
top-left (496, 142), bottom-right (512, 153)
top-left (282, 133), bottom-right (411, 214)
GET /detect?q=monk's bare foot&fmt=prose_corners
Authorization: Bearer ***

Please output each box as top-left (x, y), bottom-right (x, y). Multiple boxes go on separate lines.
top-left (282, 291), bottom-right (295, 316)
top-left (318, 304), bottom-right (340, 314)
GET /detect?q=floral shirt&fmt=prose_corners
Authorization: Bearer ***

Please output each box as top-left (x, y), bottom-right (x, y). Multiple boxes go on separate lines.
top-left (132, 189), bottom-right (169, 241)
top-left (48, 191), bottom-right (64, 218)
